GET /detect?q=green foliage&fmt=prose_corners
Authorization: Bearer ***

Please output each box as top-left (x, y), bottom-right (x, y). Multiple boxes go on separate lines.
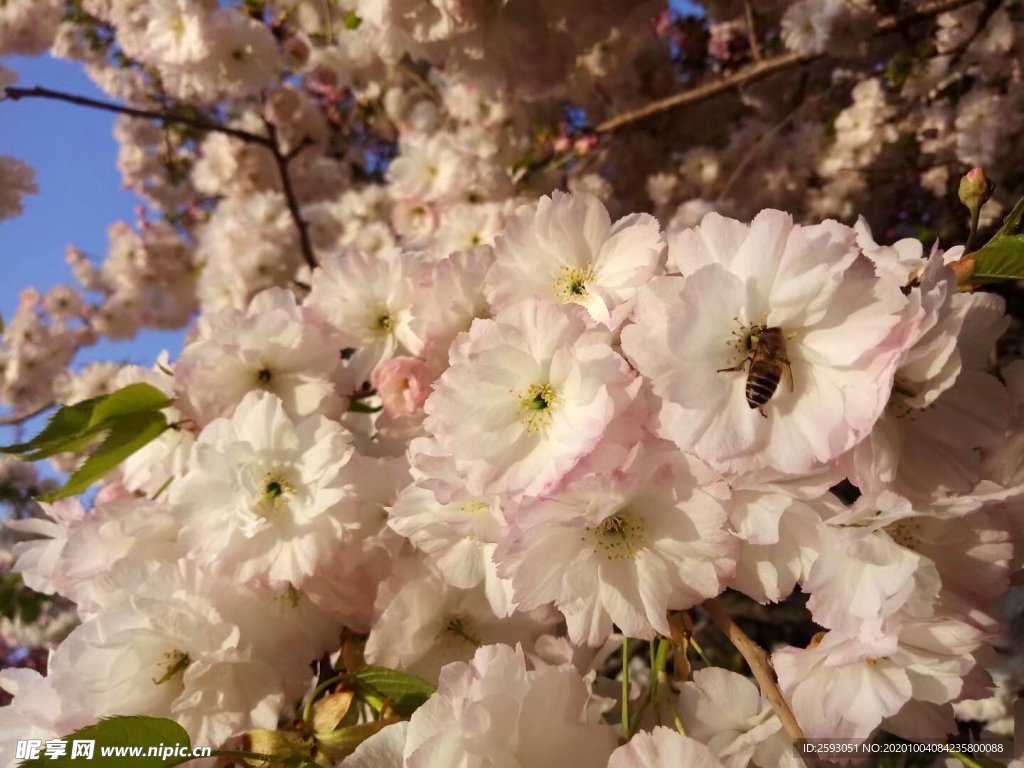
top-left (347, 401), bottom-right (383, 414)
top-left (18, 717), bottom-right (191, 768)
top-left (46, 412), bottom-right (170, 501)
top-left (0, 572), bottom-right (50, 625)
top-left (1, 383), bottom-right (174, 501)
top-left (344, 10), bottom-right (362, 29)
top-left (316, 719), bottom-right (399, 762)
top-left (970, 196), bottom-right (1024, 284)
top-left (971, 235), bottom-right (1024, 281)
top-left (350, 666), bottom-right (436, 717)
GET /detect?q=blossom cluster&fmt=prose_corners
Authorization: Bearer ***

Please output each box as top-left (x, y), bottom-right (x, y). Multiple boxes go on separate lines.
top-left (1, 0), bottom-right (1024, 765)
top-left (1, 188), bottom-right (1022, 765)
top-left (2, 1), bottom-right (1022, 415)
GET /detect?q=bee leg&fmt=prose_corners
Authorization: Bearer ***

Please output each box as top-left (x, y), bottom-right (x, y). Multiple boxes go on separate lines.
top-left (716, 358), bottom-right (749, 374)
top-left (783, 360), bottom-right (794, 392)
top-left (758, 406), bottom-right (768, 418)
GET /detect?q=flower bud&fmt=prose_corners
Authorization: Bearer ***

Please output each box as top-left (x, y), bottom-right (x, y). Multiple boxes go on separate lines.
top-left (959, 166), bottom-right (994, 212)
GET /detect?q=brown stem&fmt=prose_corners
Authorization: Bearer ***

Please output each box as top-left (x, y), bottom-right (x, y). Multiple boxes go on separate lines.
top-left (2, 84), bottom-right (319, 270)
top-left (743, 0), bottom-right (763, 62)
top-left (0, 402), bottom-right (54, 427)
top-left (595, 0), bottom-right (982, 134)
top-left (704, 598), bottom-right (806, 745)
top-left (264, 120), bottom-right (318, 270)
top-left (2, 86), bottom-right (272, 147)
top-left (716, 92), bottom-right (823, 203)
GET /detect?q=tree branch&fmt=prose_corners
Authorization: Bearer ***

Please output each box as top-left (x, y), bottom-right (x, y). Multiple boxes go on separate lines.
top-left (704, 597), bottom-right (806, 745)
top-left (0, 402), bottom-right (54, 428)
top-left (264, 120), bottom-right (318, 270)
top-left (743, 0), bottom-right (763, 62)
top-left (595, 0), bottom-right (982, 134)
top-left (2, 86), bottom-right (272, 147)
top-left (2, 85), bottom-right (320, 270)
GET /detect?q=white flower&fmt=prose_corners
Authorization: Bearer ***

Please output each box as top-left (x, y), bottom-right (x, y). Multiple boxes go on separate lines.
top-left (388, 482), bottom-right (513, 616)
top-left (7, 499), bottom-right (86, 596)
top-left (0, 669), bottom-right (91, 768)
top-left (387, 132), bottom-right (473, 204)
top-left (608, 727), bottom-right (727, 768)
top-left (176, 287), bottom-right (346, 424)
top-left (48, 589), bottom-right (285, 746)
top-left (622, 210), bottom-right (906, 474)
top-left (726, 473), bottom-right (833, 604)
top-left (409, 246), bottom-right (494, 365)
top-left (172, 390), bottom-right (357, 587)
top-left (495, 447), bottom-right (734, 645)
top-left (485, 191), bottom-right (664, 328)
top-left (0, 155), bottom-right (37, 223)
top-left (365, 558), bottom-right (553, 681)
top-left (340, 722), bottom-right (408, 768)
top-left (305, 249), bottom-right (422, 381)
top-left (780, 0), bottom-right (844, 54)
top-left (845, 262), bottom-right (1010, 504)
top-left (58, 497), bottom-right (180, 615)
top-left (773, 618), bottom-right (982, 739)
top-left (141, 0), bottom-right (211, 65)
top-left (403, 644), bottom-right (618, 767)
top-left (424, 298), bottom-right (636, 498)
top-left (678, 668), bottom-right (802, 768)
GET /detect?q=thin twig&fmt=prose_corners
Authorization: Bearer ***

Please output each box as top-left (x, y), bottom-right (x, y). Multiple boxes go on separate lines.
top-left (0, 402), bottom-right (53, 427)
top-left (2, 86), bottom-right (272, 147)
top-left (595, 0), bottom-right (981, 134)
top-left (716, 93), bottom-right (823, 203)
top-left (743, 0), bottom-right (762, 61)
top-left (263, 119), bottom-right (319, 270)
top-left (947, 0), bottom-right (1002, 68)
top-left (704, 598), bottom-right (806, 746)
top-left (595, 51), bottom-right (813, 134)
top-left (3, 84), bottom-right (320, 269)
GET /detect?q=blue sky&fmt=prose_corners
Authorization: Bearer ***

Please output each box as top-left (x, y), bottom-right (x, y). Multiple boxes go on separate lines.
top-left (1, 54), bottom-right (185, 445)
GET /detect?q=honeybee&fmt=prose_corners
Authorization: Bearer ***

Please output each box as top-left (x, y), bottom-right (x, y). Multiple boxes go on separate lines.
top-left (717, 326), bottom-right (793, 416)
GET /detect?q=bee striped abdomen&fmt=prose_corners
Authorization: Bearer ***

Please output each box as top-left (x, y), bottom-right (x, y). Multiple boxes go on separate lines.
top-left (745, 368), bottom-right (781, 408)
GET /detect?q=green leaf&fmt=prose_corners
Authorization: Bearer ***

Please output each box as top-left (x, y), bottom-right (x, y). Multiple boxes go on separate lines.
top-left (351, 666), bottom-right (436, 717)
top-left (347, 401), bottom-right (383, 414)
top-left (86, 383), bottom-right (173, 429)
top-left (1, 397), bottom-right (102, 457)
top-left (992, 195), bottom-right (1024, 240)
top-left (18, 716), bottom-right (191, 768)
top-left (316, 719), bottom-right (400, 761)
top-left (971, 235), bottom-right (1024, 282)
top-left (41, 412), bottom-right (168, 502)
top-left (1, 384), bottom-right (172, 461)
top-left (343, 9), bottom-right (362, 29)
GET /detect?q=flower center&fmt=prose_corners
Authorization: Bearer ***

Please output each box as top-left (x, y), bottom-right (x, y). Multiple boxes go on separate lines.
top-left (371, 309), bottom-right (395, 336)
top-left (153, 649), bottom-right (190, 685)
top-left (885, 518), bottom-right (924, 552)
top-left (586, 511), bottom-right (646, 561)
top-left (723, 318), bottom-right (765, 367)
top-left (440, 614), bottom-right (482, 647)
top-left (518, 383), bottom-right (558, 435)
top-left (252, 472), bottom-right (296, 522)
top-left (554, 265), bottom-right (595, 304)
top-left (256, 367), bottom-right (273, 386)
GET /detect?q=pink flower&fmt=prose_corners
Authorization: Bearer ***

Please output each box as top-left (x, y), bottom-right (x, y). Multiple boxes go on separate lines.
top-left (371, 356), bottom-right (435, 418)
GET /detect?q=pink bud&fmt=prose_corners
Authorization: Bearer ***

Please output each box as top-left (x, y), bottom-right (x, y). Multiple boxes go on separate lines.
top-left (370, 357), bottom-right (434, 418)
